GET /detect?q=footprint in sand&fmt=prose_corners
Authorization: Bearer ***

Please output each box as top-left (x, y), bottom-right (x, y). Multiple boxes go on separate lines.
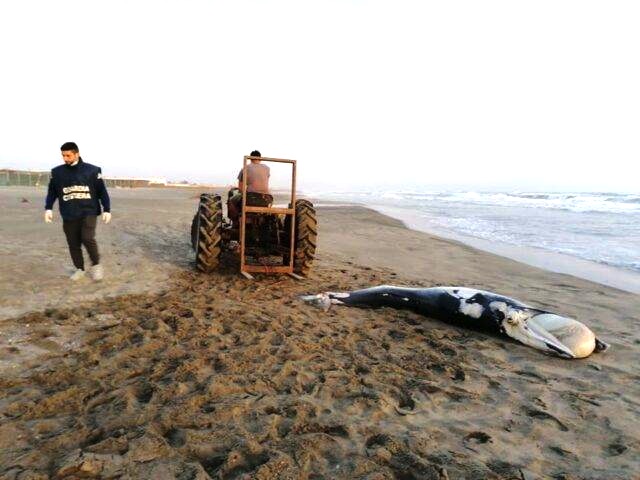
top-left (523, 407), bottom-right (569, 432)
top-left (549, 445), bottom-right (578, 460)
top-left (464, 431), bottom-right (492, 445)
top-left (135, 383), bottom-right (154, 404)
top-left (163, 427), bottom-right (186, 448)
top-left (606, 441), bottom-right (628, 457)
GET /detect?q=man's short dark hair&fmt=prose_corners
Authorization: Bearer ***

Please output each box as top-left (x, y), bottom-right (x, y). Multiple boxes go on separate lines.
top-left (61, 142), bottom-right (79, 153)
top-left (250, 150), bottom-right (261, 157)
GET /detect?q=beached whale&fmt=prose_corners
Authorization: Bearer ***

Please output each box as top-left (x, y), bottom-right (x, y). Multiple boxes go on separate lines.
top-left (301, 286), bottom-right (609, 359)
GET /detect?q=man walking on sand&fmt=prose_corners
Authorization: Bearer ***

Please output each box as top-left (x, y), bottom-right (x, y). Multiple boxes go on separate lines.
top-left (44, 142), bottom-right (111, 281)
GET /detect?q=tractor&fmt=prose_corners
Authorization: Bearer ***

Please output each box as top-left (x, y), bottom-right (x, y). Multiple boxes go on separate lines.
top-left (190, 155), bottom-right (317, 278)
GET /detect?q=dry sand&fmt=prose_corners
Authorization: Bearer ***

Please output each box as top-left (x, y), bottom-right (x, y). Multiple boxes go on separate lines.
top-left (0, 186), bottom-right (639, 479)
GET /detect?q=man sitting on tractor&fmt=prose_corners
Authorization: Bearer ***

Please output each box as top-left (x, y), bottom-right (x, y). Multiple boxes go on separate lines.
top-left (227, 150), bottom-right (273, 227)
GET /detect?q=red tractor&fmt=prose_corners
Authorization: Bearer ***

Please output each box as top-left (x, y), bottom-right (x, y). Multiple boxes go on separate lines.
top-left (190, 156), bottom-right (317, 278)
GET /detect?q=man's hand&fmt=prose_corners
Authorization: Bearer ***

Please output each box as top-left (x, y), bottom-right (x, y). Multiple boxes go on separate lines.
top-left (44, 210), bottom-right (53, 223)
top-left (102, 212), bottom-right (112, 224)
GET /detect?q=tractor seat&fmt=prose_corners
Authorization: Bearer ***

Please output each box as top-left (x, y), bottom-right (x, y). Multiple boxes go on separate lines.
top-left (246, 192), bottom-right (273, 208)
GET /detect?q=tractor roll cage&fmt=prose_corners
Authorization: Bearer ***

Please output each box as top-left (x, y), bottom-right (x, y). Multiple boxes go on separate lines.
top-left (239, 156), bottom-right (297, 278)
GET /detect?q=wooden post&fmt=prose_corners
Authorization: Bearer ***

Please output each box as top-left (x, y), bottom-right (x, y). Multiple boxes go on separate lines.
top-left (289, 160), bottom-right (296, 270)
top-left (240, 156), bottom-right (249, 275)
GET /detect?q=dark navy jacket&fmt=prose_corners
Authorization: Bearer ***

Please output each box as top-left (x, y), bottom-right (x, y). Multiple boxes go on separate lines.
top-left (45, 159), bottom-right (111, 220)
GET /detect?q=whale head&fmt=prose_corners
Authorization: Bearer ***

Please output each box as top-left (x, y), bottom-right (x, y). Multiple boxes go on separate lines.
top-left (490, 301), bottom-right (601, 359)
top-left (525, 313), bottom-right (601, 359)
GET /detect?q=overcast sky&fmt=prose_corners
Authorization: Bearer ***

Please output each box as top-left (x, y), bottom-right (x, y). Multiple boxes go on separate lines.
top-left (1, 1), bottom-right (638, 192)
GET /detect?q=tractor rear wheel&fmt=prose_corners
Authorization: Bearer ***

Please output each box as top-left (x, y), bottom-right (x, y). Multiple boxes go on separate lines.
top-left (191, 193), bottom-right (223, 272)
top-left (291, 199), bottom-right (317, 277)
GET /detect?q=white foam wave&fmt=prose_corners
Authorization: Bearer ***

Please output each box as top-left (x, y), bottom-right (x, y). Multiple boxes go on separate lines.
top-left (308, 190), bottom-right (640, 214)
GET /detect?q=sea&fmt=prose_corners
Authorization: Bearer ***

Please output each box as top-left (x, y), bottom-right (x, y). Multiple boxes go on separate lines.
top-left (309, 190), bottom-right (640, 294)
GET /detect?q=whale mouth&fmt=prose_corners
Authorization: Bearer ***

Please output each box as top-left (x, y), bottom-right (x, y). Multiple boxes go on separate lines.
top-left (527, 313), bottom-right (600, 359)
top-left (502, 313), bottom-right (577, 359)
top-left (525, 319), bottom-right (576, 358)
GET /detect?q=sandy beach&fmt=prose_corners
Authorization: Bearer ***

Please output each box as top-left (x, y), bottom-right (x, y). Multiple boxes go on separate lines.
top-left (1, 186), bottom-right (639, 479)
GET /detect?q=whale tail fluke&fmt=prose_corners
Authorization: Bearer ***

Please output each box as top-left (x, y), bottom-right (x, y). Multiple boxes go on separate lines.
top-left (300, 293), bottom-right (333, 311)
top-left (300, 292), bottom-right (350, 311)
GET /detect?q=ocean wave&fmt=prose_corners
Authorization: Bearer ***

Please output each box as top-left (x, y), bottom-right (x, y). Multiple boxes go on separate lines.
top-left (427, 215), bottom-right (640, 273)
top-left (440, 192), bottom-right (626, 212)
top-left (409, 191), bottom-right (638, 214)
top-left (309, 189), bottom-right (640, 275)
top-left (618, 196), bottom-right (640, 204)
top-left (308, 190), bottom-right (640, 213)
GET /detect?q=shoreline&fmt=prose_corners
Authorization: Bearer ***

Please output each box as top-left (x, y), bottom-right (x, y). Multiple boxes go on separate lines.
top-left (327, 200), bottom-right (640, 295)
top-left (1, 186), bottom-right (639, 478)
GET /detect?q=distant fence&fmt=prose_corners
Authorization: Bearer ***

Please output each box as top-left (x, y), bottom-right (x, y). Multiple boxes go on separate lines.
top-left (0, 169), bottom-right (51, 187)
top-left (0, 169), bottom-right (158, 188)
top-left (105, 179), bottom-right (154, 188)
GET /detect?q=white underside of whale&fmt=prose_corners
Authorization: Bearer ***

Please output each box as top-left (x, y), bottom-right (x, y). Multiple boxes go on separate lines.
top-left (527, 313), bottom-right (596, 359)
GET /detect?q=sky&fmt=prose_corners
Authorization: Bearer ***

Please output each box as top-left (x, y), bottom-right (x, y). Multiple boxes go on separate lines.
top-left (1, 0), bottom-right (638, 192)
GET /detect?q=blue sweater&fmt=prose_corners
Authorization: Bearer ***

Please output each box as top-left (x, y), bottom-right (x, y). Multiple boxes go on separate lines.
top-left (45, 159), bottom-right (111, 220)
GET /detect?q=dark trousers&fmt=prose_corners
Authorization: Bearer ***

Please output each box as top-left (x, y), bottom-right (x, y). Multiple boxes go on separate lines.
top-left (62, 215), bottom-right (100, 270)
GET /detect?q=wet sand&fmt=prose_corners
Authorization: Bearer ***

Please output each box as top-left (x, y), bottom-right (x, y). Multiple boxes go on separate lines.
top-left (0, 187), bottom-right (639, 479)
